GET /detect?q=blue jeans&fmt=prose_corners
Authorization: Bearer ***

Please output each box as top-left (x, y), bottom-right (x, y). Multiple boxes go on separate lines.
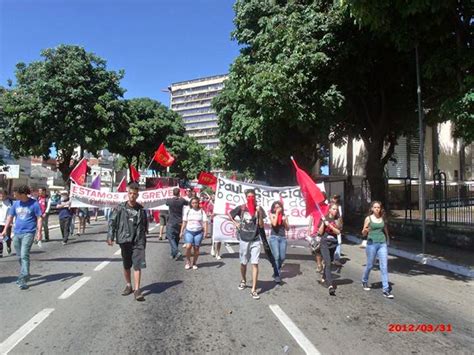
top-left (166, 224), bottom-right (181, 257)
top-left (362, 241), bottom-right (390, 292)
top-left (269, 235), bottom-right (287, 271)
top-left (13, 233), bottom-right (35, 281)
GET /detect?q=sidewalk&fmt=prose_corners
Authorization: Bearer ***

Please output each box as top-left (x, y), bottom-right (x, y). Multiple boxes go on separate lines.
top-left (344, 226), bottom-right (474, 278)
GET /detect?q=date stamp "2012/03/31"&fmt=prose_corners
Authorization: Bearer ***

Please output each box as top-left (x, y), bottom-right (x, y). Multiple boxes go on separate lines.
top-left (388, 324), bottom-right (452, 333)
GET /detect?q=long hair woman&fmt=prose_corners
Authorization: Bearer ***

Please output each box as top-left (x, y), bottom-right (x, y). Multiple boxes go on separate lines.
top-left (361, 201), bottom-right (394, 298)
top-left (269, 201), bottom-right (290, 282)
top-left (317, 203), bottom-right (341, 296)
top-left (180, 197), bottom-right (208, 270)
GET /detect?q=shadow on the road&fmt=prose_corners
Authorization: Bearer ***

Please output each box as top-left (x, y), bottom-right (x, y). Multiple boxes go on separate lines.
top-left (334, 278), bottom-right (354, 287)
top-left (283, 253), bottom-right (316, 261)
top-left (197, 261), bottom-right (225, 269)
top-left (369, 281), bottom-right (395, 290)
top-left (38, 257), bottom-right (121, 262)
top-left (0, 276), bottom-right (18, 283)
top-left (29, 250), bottom-right (46, 255)
top-left (142, 280), bottom-right (182, 296)
top-left (280, 263), bottom-right (302, 279)
top-left (259, 280), bottom-right (279, 294)
top-left (387, 255), bottom-right (470, 282)
top-left (28, 272), bottom-right (83, 287)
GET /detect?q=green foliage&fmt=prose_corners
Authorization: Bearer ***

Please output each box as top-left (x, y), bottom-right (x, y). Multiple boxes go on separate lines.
top-left (1, 45), bottom-right (125, 181)
top-left (106, 97), bottom-right (184, 168)
top-left (348, 0), bottom-right (473, 143)
top-left (165, 135), bottom-right (211, 180)
top-left (215, 0), bottom-right (418, 200)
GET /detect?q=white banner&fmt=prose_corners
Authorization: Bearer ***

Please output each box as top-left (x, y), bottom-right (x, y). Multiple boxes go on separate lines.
top-left (212, 178), bottom-right (325, 242)
top-left (69, 183), bottom-right (175, 209)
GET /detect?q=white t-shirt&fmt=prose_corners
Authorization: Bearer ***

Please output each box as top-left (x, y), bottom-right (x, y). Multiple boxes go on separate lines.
top-left (0, 199), bottom-right (11, 225)
top-left (184, 208), bottom-right (208, 232)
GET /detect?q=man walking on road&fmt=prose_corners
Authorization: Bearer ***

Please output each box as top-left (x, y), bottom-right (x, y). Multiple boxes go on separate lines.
top-left (37, 188), bottom-right (52, 242)
top-left (165, 187), bottom-right (188, 260)
top-left (107, 183), bottom-right (148, 301)
top-left (1, 185), bottom-right (42, 289)
top-left (228, 189), bottom-right (266, 300)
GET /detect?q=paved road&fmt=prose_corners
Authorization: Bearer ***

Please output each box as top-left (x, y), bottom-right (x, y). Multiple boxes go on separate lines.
top-left (0, 220), bottom-right (472, 354)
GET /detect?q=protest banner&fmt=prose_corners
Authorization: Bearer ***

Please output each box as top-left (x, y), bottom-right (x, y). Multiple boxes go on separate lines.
top-left (212, 177), bottom-right (325, 242)
top-left (69, 183), bottom-right (176, 209)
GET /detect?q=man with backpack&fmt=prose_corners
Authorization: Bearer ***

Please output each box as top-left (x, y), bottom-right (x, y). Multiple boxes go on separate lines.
top-left (228, 189), bottom-right (266, 300)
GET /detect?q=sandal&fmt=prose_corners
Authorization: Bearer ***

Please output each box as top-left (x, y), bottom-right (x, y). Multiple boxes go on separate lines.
top-left (238, 280), bottom-right (246, 290)
top-left (134, 290), bottom-right (145, 301)
top-left (251, 291), bottom-right (260, 300)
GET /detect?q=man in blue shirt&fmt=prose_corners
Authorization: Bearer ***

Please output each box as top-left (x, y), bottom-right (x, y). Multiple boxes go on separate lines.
top-left (1, 185), bottom-right (42, 289)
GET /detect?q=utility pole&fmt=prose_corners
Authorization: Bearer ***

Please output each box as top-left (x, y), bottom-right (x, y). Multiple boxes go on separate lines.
top-left (416, 45), bottom-right (427, 254)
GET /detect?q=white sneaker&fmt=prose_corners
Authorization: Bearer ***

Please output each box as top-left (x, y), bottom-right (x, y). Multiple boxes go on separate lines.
top-left (210, 248), bottom-right (215, 256)
top-left (274, 276), bottom-right (282, 283)
top-left (216, 255), bottom-right (222, 260)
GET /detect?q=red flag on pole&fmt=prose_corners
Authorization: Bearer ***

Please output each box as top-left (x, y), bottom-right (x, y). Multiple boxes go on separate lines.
top-left (290, 157), bottom-right (325, 217)
top-left (130, 165), bottom-right (140, 182)
top-left (69, 158), bottom-right (87, 186)
top-left (198, 172), bottom-right (217, 187)
top-left (117, 176), bottom-right (127, 192)
top-left (153, 143), bottom-right (175, 167)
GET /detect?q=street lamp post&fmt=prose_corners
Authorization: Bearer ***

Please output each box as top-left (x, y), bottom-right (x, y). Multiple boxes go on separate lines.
top-left (415, 45), bottom-right (427, 254)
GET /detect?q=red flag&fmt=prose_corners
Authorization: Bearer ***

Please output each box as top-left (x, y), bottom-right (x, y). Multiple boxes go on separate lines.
top-left (311, 202), bottom-right (329, 234)
top-left (291, 157), bottom-right (325, 217)
top-left (130, 165), bottom-right (140, 182)
top-left (69, 158), bottom-right (87, 186)
top-left (198, 172), bottom-right (217, 187)
top-left (117, 177), bottom-right (127, 192)
top-left (153, 143), bottom-right (175, 167)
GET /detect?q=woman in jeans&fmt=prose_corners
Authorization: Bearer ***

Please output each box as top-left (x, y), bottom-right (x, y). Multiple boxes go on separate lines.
top-left (361, 201), bottom-right (394, 298)
top-left (269, 201), bottom-right (290, 282)
top-left (317, 203), bottom-right (341, 296)
top-left (180, 197), bottom-right (208, 270)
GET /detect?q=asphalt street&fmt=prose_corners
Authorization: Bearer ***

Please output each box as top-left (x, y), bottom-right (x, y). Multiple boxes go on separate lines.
top-left (0, 220), bottom-right (472, 354)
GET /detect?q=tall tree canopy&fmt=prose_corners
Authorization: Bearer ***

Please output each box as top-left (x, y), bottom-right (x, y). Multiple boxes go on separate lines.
top-left (215, 0), bottom-right (419, 202)
top-left (1, 45), bottom-right (125, 182)
top-left (347, 0), bottom-right (473, 143)
top-left (107, 97), bottom-right (184, 168)
top-left (165, 135), bottom-right (211, 180)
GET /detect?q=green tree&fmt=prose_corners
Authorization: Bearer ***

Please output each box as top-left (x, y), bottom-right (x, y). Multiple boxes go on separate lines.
top-left (107, 98), bottom-right (184, 168)
top-left (347, 0), bottom-right (473, 143)
top-left (165, 135), bottom-right (211, 180)
top-left (1, 45), bottom-right (125, 182)
top-left (215, 0), bottom-right (418, 202)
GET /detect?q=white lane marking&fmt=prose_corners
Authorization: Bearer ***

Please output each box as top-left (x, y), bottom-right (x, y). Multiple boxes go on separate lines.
top-left (0, 308), bottom-right (55, 354)
top-left (114, 249), bottom-right (121, 255)
top-left (94, 260), bottom-right (111, 271)
top-left (225, 244), bottom-right (235, 254)
top-left (58, 277), bottom-right (91, 300)
top-left (269, 305), bottom-right (320, 355)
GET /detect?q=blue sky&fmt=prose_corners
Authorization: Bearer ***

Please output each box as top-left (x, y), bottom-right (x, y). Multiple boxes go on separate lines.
top-left (0, 0), bottom-right (240, 105)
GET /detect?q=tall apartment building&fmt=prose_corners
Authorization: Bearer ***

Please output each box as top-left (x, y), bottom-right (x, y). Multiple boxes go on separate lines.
top-left (169, 74), bottom-right (227, 151)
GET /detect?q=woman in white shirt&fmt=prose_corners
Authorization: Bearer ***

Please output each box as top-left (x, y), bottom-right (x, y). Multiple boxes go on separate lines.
top-left (180, 197), bottom-right (208, 270)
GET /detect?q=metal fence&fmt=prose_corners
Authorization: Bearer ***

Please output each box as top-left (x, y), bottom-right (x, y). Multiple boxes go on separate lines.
top-left (341, 172), bottom-right (474, 227)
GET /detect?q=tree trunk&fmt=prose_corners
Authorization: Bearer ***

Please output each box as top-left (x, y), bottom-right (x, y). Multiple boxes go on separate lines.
top-left (58, 150), bottom-right (74, 185)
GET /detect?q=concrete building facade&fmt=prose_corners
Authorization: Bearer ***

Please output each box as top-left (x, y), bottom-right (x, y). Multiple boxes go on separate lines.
top-left (169, 74), bottom-right (228, 151)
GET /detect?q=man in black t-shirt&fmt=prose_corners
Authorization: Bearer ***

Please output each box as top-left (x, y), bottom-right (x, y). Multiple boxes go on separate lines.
top-left (165, 187), bottom-right (188, 260)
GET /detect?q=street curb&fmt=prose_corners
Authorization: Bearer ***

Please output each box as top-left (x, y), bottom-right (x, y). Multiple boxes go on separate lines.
top-left (345, 234), bottom-right (474, 279)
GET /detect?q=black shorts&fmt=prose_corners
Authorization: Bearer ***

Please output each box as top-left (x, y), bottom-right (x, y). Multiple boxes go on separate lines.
top-left (120, 242), bottom-right (146, 270)
top-left (159, 214), bottom-right (168, 226)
